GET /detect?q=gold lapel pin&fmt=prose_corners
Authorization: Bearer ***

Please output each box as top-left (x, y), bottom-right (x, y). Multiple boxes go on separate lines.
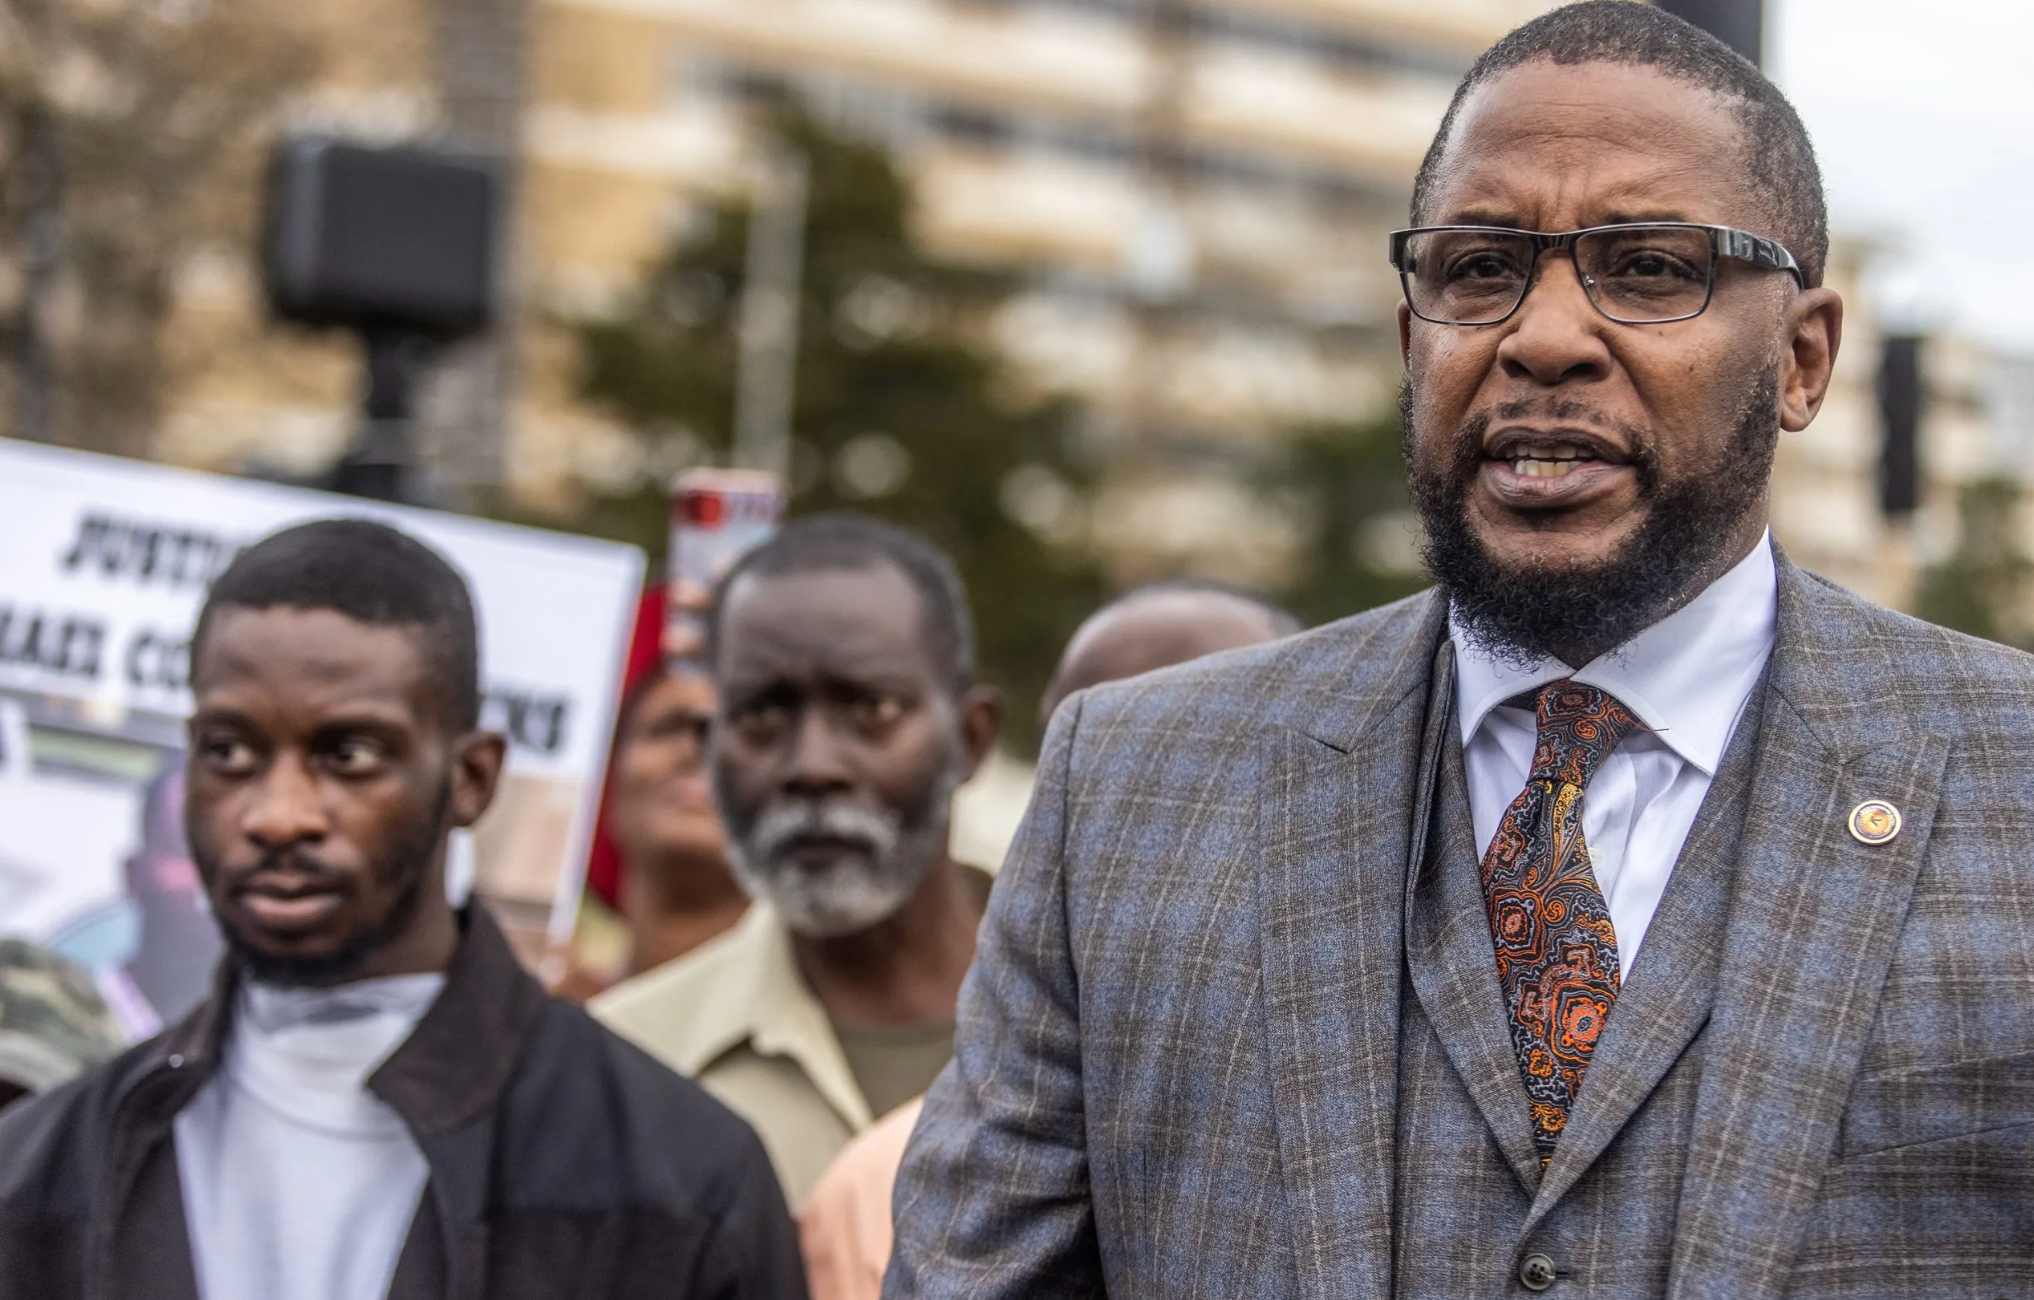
top-left (1848, 799), bottom-right (1902, 845)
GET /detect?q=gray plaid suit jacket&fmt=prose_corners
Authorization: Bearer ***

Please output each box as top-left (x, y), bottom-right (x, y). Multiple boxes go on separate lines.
top-left (888, 557), bottom-right (2034, 1299)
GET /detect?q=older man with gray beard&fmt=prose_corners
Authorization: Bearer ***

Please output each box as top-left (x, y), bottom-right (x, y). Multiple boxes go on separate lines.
top-left (594, 515), bottom-right (1001, 1205)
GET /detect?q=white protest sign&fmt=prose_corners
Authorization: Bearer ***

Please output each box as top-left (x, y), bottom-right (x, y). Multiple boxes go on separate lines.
top-left (0, 438), bottom-right (643, 992)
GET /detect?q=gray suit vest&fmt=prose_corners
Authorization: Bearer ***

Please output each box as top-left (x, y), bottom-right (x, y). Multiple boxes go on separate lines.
top-left (1393, 647), bottom-right (1768, 1298)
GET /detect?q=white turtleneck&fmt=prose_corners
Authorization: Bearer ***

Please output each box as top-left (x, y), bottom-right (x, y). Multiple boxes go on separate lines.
top-left (173, 973), bottom-right (444, 1300)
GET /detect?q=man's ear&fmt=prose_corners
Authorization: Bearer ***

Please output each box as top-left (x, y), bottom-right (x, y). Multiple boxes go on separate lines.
top-left (956, 685), bottom-right (1004, 782)
top-left (448, 731), bottom-right (508, 828)
top-left (1779, 286), bottom-right (1843, 432)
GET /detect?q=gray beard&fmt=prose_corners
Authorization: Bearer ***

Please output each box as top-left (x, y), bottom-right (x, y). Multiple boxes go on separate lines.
top-left (1403, 370), bottom-right (1779, 668)
top-left (720, 771), bottom-right (958, 938)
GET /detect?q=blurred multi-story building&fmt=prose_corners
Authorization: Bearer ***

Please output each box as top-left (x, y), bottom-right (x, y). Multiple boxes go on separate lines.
top-left (161, 0), bottom-right (1559, 562)
top-left (146, 0), bottom-right (2024, 616)
top-left (529, 0), bottom-right (1610, 580)
top-left (528, 1), bottom-right (1530, 395)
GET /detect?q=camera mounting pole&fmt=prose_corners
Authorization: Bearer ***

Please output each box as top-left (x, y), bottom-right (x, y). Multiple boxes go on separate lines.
top-left (333, 327), bottom-right (441, 502)
top-left (263, 137), bottom-right (500, 504)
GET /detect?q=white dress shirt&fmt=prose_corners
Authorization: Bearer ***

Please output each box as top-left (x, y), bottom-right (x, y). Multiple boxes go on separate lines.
top-left (1451, 533), bottom-right (1777, 976)
top-left (174, 973), bottom-right (444, 1300)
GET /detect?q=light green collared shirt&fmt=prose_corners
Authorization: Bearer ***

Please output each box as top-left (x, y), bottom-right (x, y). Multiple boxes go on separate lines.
top-left (591, 903), bottom-right (876, 1205)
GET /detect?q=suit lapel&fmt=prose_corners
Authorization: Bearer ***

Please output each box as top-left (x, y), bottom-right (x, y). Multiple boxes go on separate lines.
top-left (1522, 667), bottom-right (1770, 1228)
top-left (1257, 593), bottom-right (1442, 1300)
top-left (1666, 564), bottom-right (1949, 1300)
top-left (1405, 652), bottom-right (1546, 1192)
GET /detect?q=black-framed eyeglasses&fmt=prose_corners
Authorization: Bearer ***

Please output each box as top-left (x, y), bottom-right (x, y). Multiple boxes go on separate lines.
top-left (1388, 222), bottom-right (1804, 326)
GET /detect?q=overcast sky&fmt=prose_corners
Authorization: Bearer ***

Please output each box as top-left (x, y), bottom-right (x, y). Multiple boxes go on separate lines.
top-left (1771, 0), bottom-right (2034, 353)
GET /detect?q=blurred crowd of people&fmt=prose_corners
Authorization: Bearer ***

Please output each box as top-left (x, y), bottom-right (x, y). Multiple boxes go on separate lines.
top-left (0, 507), bottom-right (1302, 1300)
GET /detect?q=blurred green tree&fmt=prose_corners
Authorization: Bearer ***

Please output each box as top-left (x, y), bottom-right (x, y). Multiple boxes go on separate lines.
top-left (570, 110), bottom-right (1103, 749)
top-left (1915, 477), bottom-right (2034, 651)
top-left (1259, 408), bottom-right (1428, 628)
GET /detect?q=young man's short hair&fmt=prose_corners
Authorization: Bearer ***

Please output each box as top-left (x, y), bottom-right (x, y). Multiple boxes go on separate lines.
top-left (194, 519), bottom-right (481, 731)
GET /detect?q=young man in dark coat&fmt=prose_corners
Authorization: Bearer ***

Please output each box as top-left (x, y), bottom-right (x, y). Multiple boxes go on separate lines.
top-left (0, 518), bottom-right (807, 1300)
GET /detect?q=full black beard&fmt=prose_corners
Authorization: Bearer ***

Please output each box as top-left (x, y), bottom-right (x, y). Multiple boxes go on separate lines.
top-left (1405, 369), bottom-right (1779, 667)
top-left (206, 778), bottom-right (453, 988)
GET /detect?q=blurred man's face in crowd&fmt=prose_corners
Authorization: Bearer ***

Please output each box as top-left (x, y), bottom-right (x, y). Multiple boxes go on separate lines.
top-left (184, 608), bottom-right (503, 985)
top-left (711, 564), bottom-right (990, 938)
top-left (607, 669), bottom-right (727, 870)
top-left (1401, 60), bottom-right (1839, 661)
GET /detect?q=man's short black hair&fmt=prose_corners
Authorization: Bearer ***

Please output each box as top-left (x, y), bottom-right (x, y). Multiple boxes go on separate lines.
top-left (707, 513), bottom-right (976, 694)
top-left (1102, 581), bottom-right (1305, 638)
top-left (193, 519), bottom-right (482, 731)
top-left (1411, 0), bottom-right (1828, 288)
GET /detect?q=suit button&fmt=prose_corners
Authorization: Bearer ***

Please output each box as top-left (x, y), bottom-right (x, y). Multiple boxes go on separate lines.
top-left (1518, 1252), bottom-right (1557, 1291)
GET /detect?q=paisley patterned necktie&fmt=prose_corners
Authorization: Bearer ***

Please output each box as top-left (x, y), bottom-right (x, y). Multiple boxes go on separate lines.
top-left (1479, 679), bottom-right (1639, 1165)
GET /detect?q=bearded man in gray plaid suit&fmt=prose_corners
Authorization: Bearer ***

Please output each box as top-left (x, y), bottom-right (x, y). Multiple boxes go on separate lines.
top-left (887, 5), bottom-right (2034, 1298)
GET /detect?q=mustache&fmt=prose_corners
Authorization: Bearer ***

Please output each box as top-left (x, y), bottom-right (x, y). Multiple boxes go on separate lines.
top-left (230, 848), bottom-right (345, 887)
top-left (746, 798), bottom-right (902, 862)
top-left (1439, 402), bottom-right (1660, 495)
top-left (1485, 397), bottom-right (1620, 429)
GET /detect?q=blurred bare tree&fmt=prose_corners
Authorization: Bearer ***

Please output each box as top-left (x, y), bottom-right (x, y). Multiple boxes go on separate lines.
top-left (0, 0), bottom-right (314, 455)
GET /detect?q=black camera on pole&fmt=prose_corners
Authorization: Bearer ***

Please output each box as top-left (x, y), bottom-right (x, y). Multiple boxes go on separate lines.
top-left (263, 137), bottom-right (501, 502)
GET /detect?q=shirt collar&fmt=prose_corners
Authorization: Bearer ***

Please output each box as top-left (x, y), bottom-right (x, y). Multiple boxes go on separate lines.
top-left (654, 902), bottom-right (874, 1132)
top-left (242, 973), bottom-right (445, 1037)
top-left (1450, 531), bottom-right (1777, 776)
